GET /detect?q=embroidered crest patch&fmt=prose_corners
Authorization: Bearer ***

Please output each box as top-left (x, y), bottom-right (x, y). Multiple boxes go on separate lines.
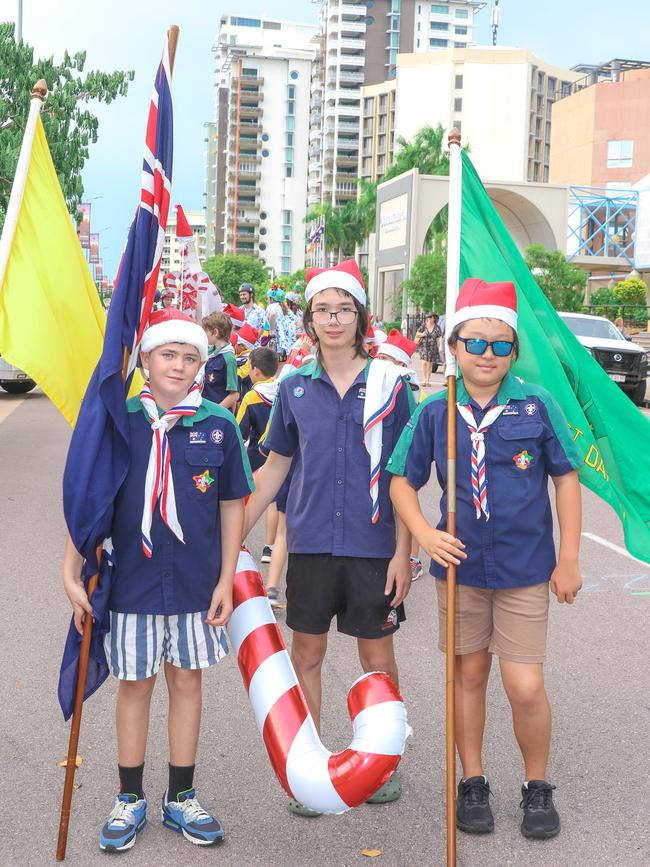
top-left (210, 429), bottom-right (224, 444)
top-left (293, 385), bottom-right (305, 398)
top-left (189, 431), bottom-right (207, 445)
top-left (524, 403), bottom-right (537, 416)
top-left (513, 450), bottom-right (534, 470)
top-left (193, 470), bottom-right (214, 493)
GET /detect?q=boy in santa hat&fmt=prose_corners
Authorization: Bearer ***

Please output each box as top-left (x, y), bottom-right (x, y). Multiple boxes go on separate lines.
top-left (63, 308), bottom-right (253, 852)
top-left (202, 311), bottom-right (239, 412)
top-left (234, 323), bottom-right (259, 403)
top-left (242, 259), bottom-right (416, 814)
top-left (389, 278), bottom-right (582, 840)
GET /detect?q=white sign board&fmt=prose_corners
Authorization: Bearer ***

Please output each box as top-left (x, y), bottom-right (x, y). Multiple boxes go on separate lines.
top-left (378, 193), bottom-right (408, 251)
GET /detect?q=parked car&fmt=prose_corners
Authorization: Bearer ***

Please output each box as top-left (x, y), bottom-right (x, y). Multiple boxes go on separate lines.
top-left (0, 355), bottom-right (36, 394)
top-left (558, 312), bottom-right (648, 406)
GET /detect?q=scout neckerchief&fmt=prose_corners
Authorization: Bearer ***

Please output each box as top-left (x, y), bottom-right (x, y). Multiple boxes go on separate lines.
top-left (364, 359), bottom-right (413, 524)
top-left (253, 378), bottom-right (278, 406)
top-left (456, 400), bottom-right (508, 520)
top-left (139, 373), bottom-right (204, 557)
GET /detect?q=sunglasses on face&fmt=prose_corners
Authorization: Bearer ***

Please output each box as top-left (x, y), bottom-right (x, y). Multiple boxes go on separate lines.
top-left (457, 336), bottom-right (514, 357)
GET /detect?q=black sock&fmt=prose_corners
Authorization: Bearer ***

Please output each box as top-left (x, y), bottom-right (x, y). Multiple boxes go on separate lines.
top-left (118, 763), bottom-right (145, 800)
top-left (168, 763), bottom-right (195, 801)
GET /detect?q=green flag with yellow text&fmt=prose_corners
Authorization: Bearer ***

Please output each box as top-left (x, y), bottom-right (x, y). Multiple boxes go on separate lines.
top-left (459, 150), bottom-right (650, 562)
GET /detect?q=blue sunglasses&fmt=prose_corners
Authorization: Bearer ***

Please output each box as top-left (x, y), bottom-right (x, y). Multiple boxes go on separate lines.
top-left (457, 337), bottom-right (514, 357)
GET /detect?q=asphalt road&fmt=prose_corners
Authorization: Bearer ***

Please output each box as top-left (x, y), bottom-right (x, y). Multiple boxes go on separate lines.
top-left (0, 387), bottom-right (649, 867)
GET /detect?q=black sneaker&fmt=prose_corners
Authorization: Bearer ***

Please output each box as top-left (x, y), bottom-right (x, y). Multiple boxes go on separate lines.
top-left (261, 545), bottom-right (273, 563)
top-left (520, 780), bottom-right (560, 839)
top-left (456, 776), bottom-right (494, 834)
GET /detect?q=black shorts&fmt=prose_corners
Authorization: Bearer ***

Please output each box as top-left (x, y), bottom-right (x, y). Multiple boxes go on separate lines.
top-left (285, 554), bottom-right (406, 639)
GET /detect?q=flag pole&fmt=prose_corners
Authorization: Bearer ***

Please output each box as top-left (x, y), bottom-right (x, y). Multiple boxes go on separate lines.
top-left (0, 80), bottom-right (47, 290)
top-left (55, 27), bottom-right (180, 861)
top-left (444, 127), bottom-right (462, 867)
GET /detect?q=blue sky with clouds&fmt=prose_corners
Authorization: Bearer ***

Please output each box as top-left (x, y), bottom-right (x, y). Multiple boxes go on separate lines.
top-left (6, 0), bottom-right (650, 274)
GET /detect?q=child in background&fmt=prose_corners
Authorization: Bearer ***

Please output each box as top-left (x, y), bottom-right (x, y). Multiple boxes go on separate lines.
top-left (389, 278), bottom-right (582, 840)
top-left (202, 312), bottom-right (238, 411)
top-left (234, 323), bottom-right (259, 404)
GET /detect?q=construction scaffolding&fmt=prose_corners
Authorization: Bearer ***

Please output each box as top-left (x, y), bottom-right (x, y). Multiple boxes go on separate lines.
top-left (567, 185), bottom-right (638, 265)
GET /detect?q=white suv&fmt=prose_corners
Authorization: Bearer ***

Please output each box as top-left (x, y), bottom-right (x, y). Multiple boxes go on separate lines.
top-left (0, 356), bottom-right (36, 394)
top-left (558, 312), bottom-right (648, 406)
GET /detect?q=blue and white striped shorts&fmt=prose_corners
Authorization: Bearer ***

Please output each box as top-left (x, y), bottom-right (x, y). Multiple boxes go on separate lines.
top-left (104, 611), bottom-right (229, 681)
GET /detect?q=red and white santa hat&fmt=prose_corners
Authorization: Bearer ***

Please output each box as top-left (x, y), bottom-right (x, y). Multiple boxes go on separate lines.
top-left (378, 329), bottom-right (417, 366)
top-left (141, 307), bottom-right (209, 361)
top-left (224, 303), bottom-right (245, 328)
top-left (236, 323), bottom-right (259, 349)
top-left (305, 258), bottom-right (366, 306)
top-left (161, 288), bottom-right (175, 299)
top-left (452, 278), bottom-right (518, 332)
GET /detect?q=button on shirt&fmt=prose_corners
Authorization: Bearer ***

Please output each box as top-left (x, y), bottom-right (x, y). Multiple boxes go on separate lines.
top-left (264, 359), bottom-right (414, 558)
top-left (387, 372), bottom-right (581, 589)
top-left (108, 397), bottom-right (254, 614)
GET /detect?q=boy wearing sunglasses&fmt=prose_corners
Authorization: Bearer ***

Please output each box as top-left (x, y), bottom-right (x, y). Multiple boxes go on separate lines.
top-left (389, 278), bottom-right (582, 840)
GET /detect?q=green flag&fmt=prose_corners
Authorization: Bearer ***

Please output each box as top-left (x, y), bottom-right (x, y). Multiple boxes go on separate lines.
top-left (458, 150), bottom-right (650, 563)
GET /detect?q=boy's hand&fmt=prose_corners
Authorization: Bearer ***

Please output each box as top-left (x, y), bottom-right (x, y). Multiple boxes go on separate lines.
top-left (550, 559), bottom-right (582, 604)
top-left (385, 553), bottom-right (412, 607)
top-left (420, 528), bottom-right (466, 568)
top-left (205, 581), bottom-right (234, 627)
top-left (64, 576), bottom-right (93, 636)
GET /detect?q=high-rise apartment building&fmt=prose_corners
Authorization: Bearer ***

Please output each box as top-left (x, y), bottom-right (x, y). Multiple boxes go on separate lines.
top-left (161, 210), bottom-right (206, 273)
top-left (207, 16), bottom-right (317, 276)
top-left (412, 1), bottom-right (484, 52)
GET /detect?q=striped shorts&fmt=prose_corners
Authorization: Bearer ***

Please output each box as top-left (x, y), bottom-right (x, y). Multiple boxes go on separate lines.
top-left (104, 610), bottom-right (229, 681)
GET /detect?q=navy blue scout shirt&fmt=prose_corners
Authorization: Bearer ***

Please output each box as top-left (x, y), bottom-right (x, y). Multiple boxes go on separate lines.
top-left (203, 346), bottom-right (238, 405)
top-left (264, 359), bottom-right (415, 558)
top-left (236, 385), bottom-right (273, 472)
top-left (109, 397), bottom-right (254, 615)
top-left (387, 372), bottom-right (581, 589)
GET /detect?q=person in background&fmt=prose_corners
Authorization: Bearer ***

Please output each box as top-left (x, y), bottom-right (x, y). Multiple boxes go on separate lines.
top-left (614, 316), bottom-right (629, 339)
top-left (238, 283), bottom-right (265, 335)
top-left (415, 312), bottom-right (441, 387)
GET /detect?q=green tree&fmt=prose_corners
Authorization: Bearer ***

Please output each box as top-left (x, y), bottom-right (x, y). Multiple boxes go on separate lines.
top-left (384, 124), bottom-right (450, 182)
top-left (0, 22), bottom-right (134, 232)
top-left (401, 251), bottom-right (447, 314)
top-left (614, 276), bottom-right (648, 327)
top-left (524, 243), bottom-right (587, 311)
top-left (203, 254), bottom-right (270, 303)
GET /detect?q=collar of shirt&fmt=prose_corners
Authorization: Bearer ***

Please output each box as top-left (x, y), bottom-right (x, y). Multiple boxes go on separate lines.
top-left (455, 370), bottom-right (527, 411)
top-left (131, 397), bottom-right (214, 428)
top-left (305, 357), bottom-right (372, 384)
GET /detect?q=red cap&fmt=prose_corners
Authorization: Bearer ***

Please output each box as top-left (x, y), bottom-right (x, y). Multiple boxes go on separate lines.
top-left (141, 307), bottom-right (208, 361)
top-left (378, 329), bottom-right (417, 366)
top-left (453, 278), bottom-right (518, 332)
top-left (175, 204), bottom-right (193, 239)
top-left (224, 303), bottom-right (245, 327)
top-left (305, 258), bottom-right (366, 306)
top-left (237, 323), bottom-right (259, 349)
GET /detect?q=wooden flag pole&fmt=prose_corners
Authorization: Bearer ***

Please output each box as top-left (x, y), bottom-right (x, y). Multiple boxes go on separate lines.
top-left (444, 127), bottom-right (462, 867)
top-left (55, 27), bottom-right (179, 861)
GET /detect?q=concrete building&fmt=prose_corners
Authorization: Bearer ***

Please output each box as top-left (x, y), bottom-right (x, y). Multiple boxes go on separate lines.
top-left (412, 0), bottom-right (484, 53)
top-left (359, 80), bottom-right (397, 184)
top-left (161, 210), bottom-right (206, 273)
top-left (208, 15), bottom-right (317, 276)
top-left (550, 61), bottom-right (650, 190)
top-left (394, 47), bottom-right (581, 184)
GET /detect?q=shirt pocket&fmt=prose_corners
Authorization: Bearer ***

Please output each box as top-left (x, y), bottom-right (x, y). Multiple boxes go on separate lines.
top-left (352, 399), bottom-right (396, 459)
top-left (494, 421), bottom-right (544, 478)
top-left (184, 447), bottom-right (224, 497)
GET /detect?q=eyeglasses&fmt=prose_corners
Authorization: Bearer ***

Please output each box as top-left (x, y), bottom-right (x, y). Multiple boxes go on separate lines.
top-left (457, 337), bottom-right (514, 357)
top-left (311, 308), bottom-right (358, 326)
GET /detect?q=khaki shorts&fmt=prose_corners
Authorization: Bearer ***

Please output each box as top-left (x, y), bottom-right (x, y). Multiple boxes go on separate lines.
top-left (435, 579), bottom-right (549, 664)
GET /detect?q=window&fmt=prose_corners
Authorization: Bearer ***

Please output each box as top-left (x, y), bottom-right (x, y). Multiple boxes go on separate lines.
top-left (263, 20), bottom-right (281, 30)
top-left (455, 73), bottom-right (463, 88)
top-left (547, 77), bottom-right (556, 98)
top-left (379, 93), bottom-right (387, 111)
top-left (283, 226), bottom-right (291, 240)
top-left (431, 3), bottom-right (448, 12)
top-left (281, 258), bottom-right (290, 273)
top-left (287, 100), bottom-right (295, 115)
top-left (429, 38), bottom-right (448, 47)
top-left (561, 81), bottom-right (572, 98)
top-left (606, 181), bottom-right (632, 191)
top-left (453, 42), bottom-right (465, 47)
top-left (390, 15), bottom-right (399, 30)
top-left (287, 116), bottom-right (295, 131)
top-left (607, 140), bottom-right (633, 168)
top-left (287, 132), bottom-right (294, 146)
top-left (455, 7), bottom-right (468, 17)
top-left (288, 85), bottom-right (296, 99)
top-left (285, 147), bottom-right (294, 162)
top-left (231, 17), bottom-right (261, 27)
top-left (242, 67), bottom-right (258, 78)
top-left (390, 31), bottom-right (399, 47)
top-left (282, 241), bottom-right (291, 256)
top-left (455, 25), bottom-right (467, 35)
top-left (454, 97), bottom-right (462, 112)
top-left (285, 165), bottom-right (293, 177)
top-left (283, 210), bottom-right (292, 224)
top-left (430, 21), bottom-right (449, 31)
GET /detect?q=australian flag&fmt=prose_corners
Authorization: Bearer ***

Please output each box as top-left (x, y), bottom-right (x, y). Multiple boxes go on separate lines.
top-left (58, 41), bottom-right (173, 720)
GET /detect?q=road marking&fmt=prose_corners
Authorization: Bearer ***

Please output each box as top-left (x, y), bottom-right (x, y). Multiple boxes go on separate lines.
top-left (581, 532), bottom-right (649, 566)
top-left (0, 397), bottom-right (25, 425)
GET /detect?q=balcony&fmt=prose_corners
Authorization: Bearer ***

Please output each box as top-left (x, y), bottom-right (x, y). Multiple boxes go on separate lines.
top-left (336, 154), bottom-right (358, 168)
top-left (309, 128), bottom-right (322, 144)
top-left (236, 217), bottom-right (260, 228)
top-left (339, 37), bottom-right (365, 51)
top-left (336, 136), bottom-right (359, 151)
top-left (340, 20), bottom-right (366, 35)
top-left (230, 120), bottom-right (262, 134)
top-left (231, 75), bottom-right (264, 87)
top-left (239, 90), bottom-right (263, 105)
top-left (230, 105), bottom-right (263, 119)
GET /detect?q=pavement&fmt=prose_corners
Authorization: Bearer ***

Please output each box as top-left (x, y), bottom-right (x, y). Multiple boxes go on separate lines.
top-left (0, 386), bottom-right (649, 867)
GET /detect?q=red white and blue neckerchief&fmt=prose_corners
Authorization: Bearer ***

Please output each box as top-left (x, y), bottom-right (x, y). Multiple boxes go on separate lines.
top-left (363, 359), bottom-right (412, 524)
top-left (456, 401), bottom-right (508, 520)
top-left (139, 374), bottom-right (204, 557)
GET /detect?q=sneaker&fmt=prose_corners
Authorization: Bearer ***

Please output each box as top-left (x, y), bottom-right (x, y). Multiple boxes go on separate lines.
top-left (410, 557), bottom-right (423, 581)
top-left (99, 792), bottom-right (147, 852)
top-left (520, 780), bottom-right (560, 839)
top-left (456, 776), bottom-right (494, 834)
top-left (266, 586), bottom-right (280, 607)
top-left (161, 788), bottom-right (224, 845)
top-left (261, 544), bottom-right (273, 563)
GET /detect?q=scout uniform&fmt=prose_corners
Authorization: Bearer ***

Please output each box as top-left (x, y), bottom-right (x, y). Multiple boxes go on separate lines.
top-left (203, 343), bottom-right (238, 406)
top-left (236, 378), bottom-right (277, 472)
top-left (234, 323), bottom-right (258, 402)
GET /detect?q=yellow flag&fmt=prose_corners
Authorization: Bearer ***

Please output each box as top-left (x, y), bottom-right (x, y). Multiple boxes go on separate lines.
top-left (0, 115), bottom-right (106, 426)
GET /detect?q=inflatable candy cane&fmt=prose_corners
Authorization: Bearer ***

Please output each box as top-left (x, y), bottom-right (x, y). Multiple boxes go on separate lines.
top-left (227, 549), bottom-right (411, 814)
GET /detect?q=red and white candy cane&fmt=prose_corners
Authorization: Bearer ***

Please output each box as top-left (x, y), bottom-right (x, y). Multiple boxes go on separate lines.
top-left (227, 549), bottom-right (411, 814)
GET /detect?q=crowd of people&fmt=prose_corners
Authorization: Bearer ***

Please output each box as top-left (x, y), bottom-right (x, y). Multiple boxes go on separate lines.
top-left (63, 262), bottom-right (582, 854)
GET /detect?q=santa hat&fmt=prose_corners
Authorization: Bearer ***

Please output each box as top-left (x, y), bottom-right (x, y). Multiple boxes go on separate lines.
top-left (141, 308), bottom-right (209, 361)
top-left (378, 329), bottom-right (417, 366)
top-left (452, 278), bottom-right (518, 332)
top-left (364, 322), bottom-right (376, 344)
top-left (224, 303), bottom-right (245, 328)
top-left (305, 258), bottom-right (366, 306)
top-left (175, 204), bottom-right (193, 239)
top-left (161, 288), bottom-right (175, 299)
top-left (236, 323), bottom-right (259, 349)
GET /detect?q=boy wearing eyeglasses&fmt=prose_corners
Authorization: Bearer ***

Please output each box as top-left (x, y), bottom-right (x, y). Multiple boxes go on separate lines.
top-left (389, 279), bottom-right (582, 841)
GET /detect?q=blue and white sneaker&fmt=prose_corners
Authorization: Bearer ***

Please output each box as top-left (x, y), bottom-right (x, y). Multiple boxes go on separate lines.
top-left (161, 788), bottom-right (224, 845)
top-left (99, 792), bottom-right (147, 852)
